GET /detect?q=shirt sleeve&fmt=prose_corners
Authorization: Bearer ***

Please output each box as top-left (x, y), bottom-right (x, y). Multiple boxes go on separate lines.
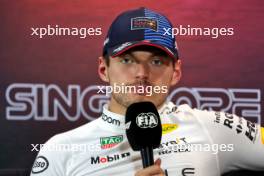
top-left (30, 135), bottom-right (70, 176)
top-left (194, 109), bottom-right (264, 174)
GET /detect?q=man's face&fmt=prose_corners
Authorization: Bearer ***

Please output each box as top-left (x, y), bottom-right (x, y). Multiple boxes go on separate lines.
top-left (98, 46), bottom-right (182, 110)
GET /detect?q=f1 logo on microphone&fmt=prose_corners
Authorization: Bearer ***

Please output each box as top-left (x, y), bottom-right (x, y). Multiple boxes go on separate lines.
top-left (136, 112), bottom-right (158, 128)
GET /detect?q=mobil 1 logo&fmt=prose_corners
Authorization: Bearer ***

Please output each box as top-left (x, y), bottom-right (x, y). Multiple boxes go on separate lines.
top-left (91, 152), bottom-right (130, 165)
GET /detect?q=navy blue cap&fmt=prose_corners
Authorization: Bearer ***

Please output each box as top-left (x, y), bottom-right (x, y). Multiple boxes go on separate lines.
top-left (103, 7), bottom-right (179, 59)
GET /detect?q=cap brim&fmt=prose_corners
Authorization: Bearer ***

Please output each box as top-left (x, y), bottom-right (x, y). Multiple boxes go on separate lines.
top-left (108, 41), bottom-right (178, 60)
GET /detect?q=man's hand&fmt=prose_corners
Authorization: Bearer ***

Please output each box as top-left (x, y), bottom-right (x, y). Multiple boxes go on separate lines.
top-left (135, 158), bottom-right (165, 176)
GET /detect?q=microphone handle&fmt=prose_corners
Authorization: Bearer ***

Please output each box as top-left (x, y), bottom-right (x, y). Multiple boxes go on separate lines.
top-left (140, 146), bottom-right (154, 168)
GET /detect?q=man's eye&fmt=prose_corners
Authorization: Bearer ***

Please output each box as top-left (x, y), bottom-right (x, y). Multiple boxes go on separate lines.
top-left (151, 58), bottom-right (163, 65)
top-left (121, 57), bottom-right (133, 64)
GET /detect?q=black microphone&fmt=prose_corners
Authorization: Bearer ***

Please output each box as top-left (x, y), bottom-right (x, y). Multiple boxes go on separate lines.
top-left (125, 101), bottom-right (162, 168)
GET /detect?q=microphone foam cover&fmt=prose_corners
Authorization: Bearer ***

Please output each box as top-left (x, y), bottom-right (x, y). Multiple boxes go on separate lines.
top-left (125, 101), bottom-right (162, 151)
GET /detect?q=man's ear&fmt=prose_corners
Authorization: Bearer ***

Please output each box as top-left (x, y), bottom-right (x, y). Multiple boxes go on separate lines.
top-left (98, 56), bottom-right (109, 82)
top-left (170, 59), bottom-right (182, 86)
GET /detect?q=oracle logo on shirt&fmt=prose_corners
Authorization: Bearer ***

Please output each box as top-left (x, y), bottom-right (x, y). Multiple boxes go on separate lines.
top-left (213, 112), bottom-right (258, 143)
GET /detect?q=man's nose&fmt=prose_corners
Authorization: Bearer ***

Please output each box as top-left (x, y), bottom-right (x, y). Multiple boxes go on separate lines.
top-left (135, 63), bottom-right (149, 79)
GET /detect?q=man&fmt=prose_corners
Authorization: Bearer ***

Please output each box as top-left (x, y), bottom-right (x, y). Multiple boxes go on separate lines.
top-left (31, 7), bottom-right (264, 176)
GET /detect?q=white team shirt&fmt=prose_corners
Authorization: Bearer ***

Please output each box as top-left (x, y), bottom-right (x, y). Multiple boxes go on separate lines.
top-left (31, 102), bottom-right (264, 176)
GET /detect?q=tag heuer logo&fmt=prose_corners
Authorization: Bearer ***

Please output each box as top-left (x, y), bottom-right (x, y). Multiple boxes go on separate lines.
top-left (100, 135), bottom-right (123, 149)
top-left (131, 17), bottom-right (158, 31)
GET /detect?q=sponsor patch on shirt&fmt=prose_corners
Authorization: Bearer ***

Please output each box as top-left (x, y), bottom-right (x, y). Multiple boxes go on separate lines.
top-left (162, 124), bottom-right (178, 135)
top-left (261, 127), bottom-right (264, 144)
top-left (214, 113), bottom-right (258, 143)
top-left (91, 152), bottom-right (130, 165)
top-left (101, 113), bottom-right (121, 126)
top-left (31, 156), bottom-right (49, 174)
top-left (100, 135), bottom-right (123, 149)
top-left (131, 17), bottom-right (158, 31)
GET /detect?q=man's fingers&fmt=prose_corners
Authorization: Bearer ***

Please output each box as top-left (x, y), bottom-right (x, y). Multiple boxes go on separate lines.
top-left (154, 158), bottom-right (161, 166)
top-left (135, 165), bottom-right (164, 176)
top-left (135, 159), bottom-right (165, 176)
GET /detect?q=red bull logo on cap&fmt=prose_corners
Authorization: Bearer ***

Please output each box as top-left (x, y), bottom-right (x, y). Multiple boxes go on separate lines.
top-left (131, 17), bottom-right (158, 31)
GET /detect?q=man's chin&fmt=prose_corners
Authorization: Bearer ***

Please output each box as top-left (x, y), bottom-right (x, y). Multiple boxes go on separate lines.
top-left (112, 93), bottom-right (164, 109)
